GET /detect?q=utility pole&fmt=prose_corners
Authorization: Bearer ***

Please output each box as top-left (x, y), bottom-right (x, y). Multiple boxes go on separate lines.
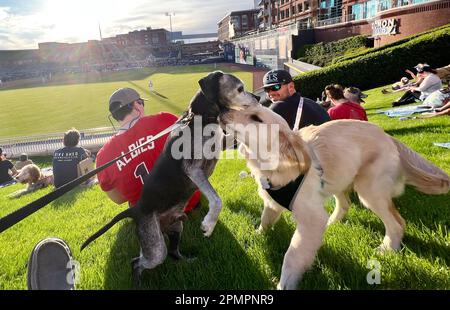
top-left (165, 12), bottom-right (175, 42)
top-left (98, 23), bottom-right (103, 41)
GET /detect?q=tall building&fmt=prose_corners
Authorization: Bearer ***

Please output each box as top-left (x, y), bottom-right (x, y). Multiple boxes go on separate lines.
top-left (218, 9), bottom-right (260, 42)
top-left (223, 0), bottom-right (450, 70)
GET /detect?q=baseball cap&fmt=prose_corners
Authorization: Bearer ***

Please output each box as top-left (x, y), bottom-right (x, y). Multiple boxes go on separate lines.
top-left (263, 70), bottom-right (293, 87)
top-left (109, 88), bottom-right (147, 114)
top-left (344, 87), bottom-right (368, 103)
top-left (414, 63), bottom-right (431, 73)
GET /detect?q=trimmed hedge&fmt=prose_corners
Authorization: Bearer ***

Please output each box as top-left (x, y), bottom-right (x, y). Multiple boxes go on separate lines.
top-left (332, 23), bottom-right (450, 65)
top-left (297, 35), bottom-right (372, 67)
top-left (294, 25), bottom-right (450, 99)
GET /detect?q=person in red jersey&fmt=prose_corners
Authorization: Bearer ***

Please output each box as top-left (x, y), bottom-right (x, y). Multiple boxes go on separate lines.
top-left (96, 87), bottom-right (200, 211)
top-left (325, 84), bottom-right (368, 121)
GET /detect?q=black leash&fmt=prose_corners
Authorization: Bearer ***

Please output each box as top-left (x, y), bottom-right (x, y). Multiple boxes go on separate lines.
top-left (0, 113), bottom-right (194, 234)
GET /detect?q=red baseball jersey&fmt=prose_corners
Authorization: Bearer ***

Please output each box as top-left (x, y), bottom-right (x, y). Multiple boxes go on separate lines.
top-left (328, 101), bottom-right (368, 121)
top-left (97, 112), bottom-right (178, 205)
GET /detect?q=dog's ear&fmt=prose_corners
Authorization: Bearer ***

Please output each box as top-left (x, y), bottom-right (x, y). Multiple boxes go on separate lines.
top-left (280, 131), bottom-right (310, 173)
top-left (29, 166), bottom-right (42, 184)
top-left (198, 71), bottom-right (224, 103)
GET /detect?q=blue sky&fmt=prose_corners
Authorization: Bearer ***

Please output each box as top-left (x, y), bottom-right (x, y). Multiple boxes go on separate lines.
top-left (0, 0), bottom-right (255, 50)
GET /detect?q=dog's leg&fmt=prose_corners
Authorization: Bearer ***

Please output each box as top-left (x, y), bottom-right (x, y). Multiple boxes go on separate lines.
top-left (167, 220), bottom-right (183, 260)
top-left (356, 182), bottom-right (405, 251)
top-left (257, 200), bottom-right (283, 233)
top-left (186, 168), bottom-right (222, 237)
top-left (327, 192), bottom-right (351, 225)
top-left (133, 212), bottom-right (167, 284)
top-left (359, 194), bottom-right (405, 252)
top-left (278, 174), bottom-right (328, 290)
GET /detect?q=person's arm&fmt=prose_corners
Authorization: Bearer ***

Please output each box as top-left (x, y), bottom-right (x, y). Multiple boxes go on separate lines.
top-left (10, 166), bottom-right (18, 177)
top-left (405, 69), bottom-right (416, 80)
top-left (105, 188), bottom-right (127, 204)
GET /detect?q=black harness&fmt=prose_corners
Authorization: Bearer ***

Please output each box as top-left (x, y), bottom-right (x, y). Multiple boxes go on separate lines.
top-left (265, 173), bottom-right (306, 211)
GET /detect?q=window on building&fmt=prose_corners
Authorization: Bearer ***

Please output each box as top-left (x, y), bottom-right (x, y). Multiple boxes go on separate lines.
top-left (281, 10), bottom-right (285, 19)
top-left (298, 3), bottom-right (303, 12)
top-left (351, 3), bottom-right (362, 20)
top-left (292, 5), bottom-right (296, 14)
top-left (231, 16), bottom-right (241, 29)
top-left (152, 36), bottom-right (159, 44)
top-left (378, 0), bottom-right (391, 11)
top-left (242, 15), bottom-right (248, 28)
top-left (286, 8), bottom-right (290, 18)
top-left (281, 0), bottom-right (285, 4)
top-left (397, 0), bottom-right (409, 6)
top-left (305, 1), bottom-right (310, 11)
top-left (364, 0), bottom-right (377, 19)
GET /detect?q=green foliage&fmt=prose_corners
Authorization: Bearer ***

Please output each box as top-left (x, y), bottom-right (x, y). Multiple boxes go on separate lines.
top-left (295, 25), bottom-right (450, 99)
top-left (332, 23), bottom-right (450, 65)
top-left (297, 35), bottom-right (372, 67)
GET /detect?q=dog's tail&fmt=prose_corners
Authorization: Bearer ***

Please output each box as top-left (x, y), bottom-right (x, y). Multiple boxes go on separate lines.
top-left (81, 207), bottom-right (136, 251)
top-left (392, 137), bottom-right (450, 195)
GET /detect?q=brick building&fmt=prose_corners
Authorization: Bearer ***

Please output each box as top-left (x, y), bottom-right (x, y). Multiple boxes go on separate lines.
top-left (252, 0), bottom-right (450, 47)
top-left (218, 9), bottom-right (260, 42)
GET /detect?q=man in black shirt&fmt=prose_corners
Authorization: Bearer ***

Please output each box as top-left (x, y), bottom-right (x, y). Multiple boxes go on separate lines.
top-left (263, 69), bottom-right (330, 130)
top-left (52, 129), bottom-right (91, 188)
top-left (0, 148), bottom-right (18, 187)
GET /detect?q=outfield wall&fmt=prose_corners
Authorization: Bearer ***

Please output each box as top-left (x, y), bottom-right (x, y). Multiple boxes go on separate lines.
top-left (0, 127), bottom-right (115, 158)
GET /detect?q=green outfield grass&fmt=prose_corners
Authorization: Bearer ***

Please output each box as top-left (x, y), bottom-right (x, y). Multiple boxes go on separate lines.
top-left (0, 67), bottom-right (449, 290)
top-left (0, 64), bottom-right (253, 138)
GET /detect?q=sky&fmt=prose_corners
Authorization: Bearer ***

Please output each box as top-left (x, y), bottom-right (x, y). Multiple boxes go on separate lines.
top-left (0, 0), bottom-right (256, 50)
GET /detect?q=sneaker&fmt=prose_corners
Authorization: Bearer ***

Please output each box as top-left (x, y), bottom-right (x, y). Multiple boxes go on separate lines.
top-left (27, 238), bottom-right (76, 290)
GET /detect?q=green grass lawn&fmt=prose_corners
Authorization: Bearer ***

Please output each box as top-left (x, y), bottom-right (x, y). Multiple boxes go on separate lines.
top-left (0, 64), bottom-right (253, 138)
top-left (0, 67), bottom-right (449, 289)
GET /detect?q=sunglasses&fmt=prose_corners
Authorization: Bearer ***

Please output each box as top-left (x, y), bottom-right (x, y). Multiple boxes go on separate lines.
top-left (264, 84), bottom-right (283, 92)
top-left (136, 99), bottom-right (145, 107)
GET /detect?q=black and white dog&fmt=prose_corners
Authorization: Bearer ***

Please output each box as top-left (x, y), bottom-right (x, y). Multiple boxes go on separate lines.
top-left (81, 71), bottom-right (259, 284)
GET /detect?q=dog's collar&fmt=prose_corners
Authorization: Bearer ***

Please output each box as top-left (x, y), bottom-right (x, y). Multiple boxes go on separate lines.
top-left (186, 109), bottom-right (219, 125)
top-left (262, 174), bottom-right (306, 211)
top-left (261, 144), bottom-right (325, 211)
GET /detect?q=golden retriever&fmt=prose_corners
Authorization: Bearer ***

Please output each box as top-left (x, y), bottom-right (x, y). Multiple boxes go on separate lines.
top-left (220, 105), bottom-right (450, 290)
top-left (11, 164), bottom-right (54, 197)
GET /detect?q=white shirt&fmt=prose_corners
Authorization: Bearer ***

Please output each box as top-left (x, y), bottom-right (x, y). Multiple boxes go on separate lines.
top-left (417, 73), bottom-right (442, 100)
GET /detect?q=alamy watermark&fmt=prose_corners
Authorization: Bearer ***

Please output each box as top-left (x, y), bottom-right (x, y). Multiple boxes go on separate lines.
top-left (366, 259), bottom-right (381, 285)
top-left (169, 116), bottom-right (281, 170)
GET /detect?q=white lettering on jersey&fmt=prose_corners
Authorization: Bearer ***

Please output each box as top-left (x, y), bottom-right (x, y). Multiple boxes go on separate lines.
top-left (115, 134), bottom-right (156, 171)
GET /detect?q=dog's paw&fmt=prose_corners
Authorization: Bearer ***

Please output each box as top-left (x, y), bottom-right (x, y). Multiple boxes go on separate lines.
top-left (256, 225), bottom-right (266, 234)
top-left (201, 218), bottom-right (217, 237)
top-left (131, 257), bottom-right (143, 288)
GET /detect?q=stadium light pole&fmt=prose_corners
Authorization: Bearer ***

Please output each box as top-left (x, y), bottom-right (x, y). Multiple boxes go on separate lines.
top-left (165, 12), bottom-right (175, 42)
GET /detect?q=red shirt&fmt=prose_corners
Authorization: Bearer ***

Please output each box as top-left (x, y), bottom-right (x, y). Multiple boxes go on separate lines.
top-left (328, 101), bottom-right (368, 121)
top-left (97, 112), bottom-right (178, 205)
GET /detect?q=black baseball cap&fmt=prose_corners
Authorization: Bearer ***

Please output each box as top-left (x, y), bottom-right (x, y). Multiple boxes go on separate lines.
top-left (109, 88), bottom-right (147, 114)
top-left (263, 70), bottom-right (293, 87)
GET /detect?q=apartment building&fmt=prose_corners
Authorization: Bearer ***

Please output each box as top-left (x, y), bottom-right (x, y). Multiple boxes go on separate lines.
top-left (218, 9), bottom-right (260, 42)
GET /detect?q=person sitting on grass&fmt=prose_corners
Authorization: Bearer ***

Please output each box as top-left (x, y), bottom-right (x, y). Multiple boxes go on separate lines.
top-left (393, 64), bottom-right (442, 107)
top-left (0, 148), bottom-right (18, 187)
top-left (52, 128), bottom-right (91, 188)
top-left (325, 84), bottom-right (368, 121)
top-left (420, 99), bottom-right (450, 118)
top-left (15, 153), bottom-right (34, 170)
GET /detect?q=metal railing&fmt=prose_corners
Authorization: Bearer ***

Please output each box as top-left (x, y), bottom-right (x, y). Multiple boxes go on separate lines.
top-left (0, 127), bottom-right (116, 158)
top-left (316, 16), bottom-right (342, 27)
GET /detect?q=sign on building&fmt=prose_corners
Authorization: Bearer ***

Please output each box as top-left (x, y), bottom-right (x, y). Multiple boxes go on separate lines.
top-left (372, 19), bottom-right (398, 36)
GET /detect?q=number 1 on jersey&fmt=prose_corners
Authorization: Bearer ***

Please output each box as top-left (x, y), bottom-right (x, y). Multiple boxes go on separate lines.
top-left (134, 162), bottom-right (149, 185)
